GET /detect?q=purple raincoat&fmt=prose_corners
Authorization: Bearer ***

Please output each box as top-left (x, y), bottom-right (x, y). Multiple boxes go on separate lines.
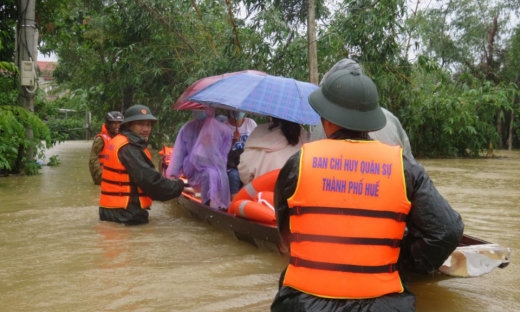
top-left (166, 108), bottom-right (233, 208)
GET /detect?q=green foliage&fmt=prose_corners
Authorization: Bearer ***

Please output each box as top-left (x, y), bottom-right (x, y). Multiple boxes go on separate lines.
top-left (47, 155), bottom-right (61, 166)
top-left (0, 72), bottom-right (53, 173)
top-left (0, 103), bottom-right (52, 172)
top-left (0, 106), bottom-right (23, 170)
top-left (29, 0), bottom-right (520, 158)
top-left (409, 0), bottom-right (520, 149)
top-left (401, 70), bottom-right (502, 157)
top-left (0, 61), bottom-right (19, 74)
top-left (0, 0), bottom-right (17, 62)
top-left (46, 118), bottom-right (85, 142)
top-left (23, 161), bottom-right (42, 175)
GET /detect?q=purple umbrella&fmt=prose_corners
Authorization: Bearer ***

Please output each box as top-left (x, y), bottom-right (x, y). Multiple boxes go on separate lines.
top-left (185, 72), bottom-right (320, 125)
top-left (172, 70), bottom-right (267, 111)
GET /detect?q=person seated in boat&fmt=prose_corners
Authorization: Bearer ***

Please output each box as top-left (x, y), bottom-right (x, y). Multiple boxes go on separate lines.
top-left (223, 110), bottom-right (258, 199)
top-left (271, 70), bottom-right (464, 311)
top-left (237, 117), bottom-right (310, 185)
top-left (166, 109), bottom-right (206, 180)
top-left (310, 59), bottom-right (415, 163)
top-left (167, 107), bottom-right (233, 209)
top-left (89, 111), bottom-right (124, 185)
top-left (99, 105), bottom-right (185, 225)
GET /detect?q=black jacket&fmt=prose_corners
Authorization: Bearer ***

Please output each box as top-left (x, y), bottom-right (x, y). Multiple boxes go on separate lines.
top-left (99, 130), bottom-right (184, 225)
top-left (271, 130), bottom-right (464, 312)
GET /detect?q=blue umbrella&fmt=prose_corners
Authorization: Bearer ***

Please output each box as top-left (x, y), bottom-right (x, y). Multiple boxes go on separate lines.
top-left (185, 72), bottom-right (321, 125)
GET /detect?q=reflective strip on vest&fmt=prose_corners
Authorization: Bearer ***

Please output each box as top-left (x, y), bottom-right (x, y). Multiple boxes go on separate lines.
top-left (283, 139), bottom-right (411, 299)
top-left (99, 134), bottom-right (153, 209)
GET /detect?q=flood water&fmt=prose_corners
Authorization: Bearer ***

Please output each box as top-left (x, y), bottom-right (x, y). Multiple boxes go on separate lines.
top-left (0, 140), bottom-right (518, 311)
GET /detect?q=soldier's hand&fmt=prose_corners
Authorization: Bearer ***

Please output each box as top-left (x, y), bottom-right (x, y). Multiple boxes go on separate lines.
top-left (183, 187), bottom-right (196, 196)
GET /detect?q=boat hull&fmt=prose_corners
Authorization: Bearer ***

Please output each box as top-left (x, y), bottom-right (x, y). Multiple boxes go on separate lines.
top-left (174, 193), bottom-right (510, 277)
top-left (176, 194), bottom-right (284, 254)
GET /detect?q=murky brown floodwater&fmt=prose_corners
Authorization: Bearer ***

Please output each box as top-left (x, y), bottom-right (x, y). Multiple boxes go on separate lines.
top-left (0, 140), bottom-right (518, 311)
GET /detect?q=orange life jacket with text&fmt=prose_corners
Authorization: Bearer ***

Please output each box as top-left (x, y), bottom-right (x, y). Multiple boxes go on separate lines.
top-left (99, 134), bottom-right (153, 209)
top-left (283, 139), bottom-right (411, 299)
top-left (95, 124), bottom-right (113, 168)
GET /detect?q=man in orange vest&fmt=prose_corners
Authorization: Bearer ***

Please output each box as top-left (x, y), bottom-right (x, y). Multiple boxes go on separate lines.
top-left (89, 111), bottom-right (124, 185)
top-left (271, 70), bottom-right (464, 311)
top-left (99, 105), bottom-right (185, 225)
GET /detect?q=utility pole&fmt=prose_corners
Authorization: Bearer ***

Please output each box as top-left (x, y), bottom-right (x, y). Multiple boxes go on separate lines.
top-left (307, 0), bottom-right (318, 85)
top-left (16, 0), bottom-right (37, 172)
top-left (85, 108), bottom-right (91, 140)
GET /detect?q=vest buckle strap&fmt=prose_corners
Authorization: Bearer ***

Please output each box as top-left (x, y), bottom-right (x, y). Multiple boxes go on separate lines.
top-left (289, 256), bottom-right (398, 274)
top-left (101, 178), bottom-right (132, 186)
top-left (289, 206), bottom-right (304, 216)
top-left (103, 166), bottom-right (128, 174)
top-left (289, 233), bottom-right (402, 247)
top-left (289, 206), bottom-right (408, 222)
top-left (101, 191), bottom-right (131, 197)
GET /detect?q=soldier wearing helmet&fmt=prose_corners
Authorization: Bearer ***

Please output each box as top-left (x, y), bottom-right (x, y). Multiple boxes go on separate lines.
top-left (271, 70), bottom-right (464, 311)
top-left (98, 105), bottom-right (185, 225)
top-left (89, 111), bottom-right (124, 185)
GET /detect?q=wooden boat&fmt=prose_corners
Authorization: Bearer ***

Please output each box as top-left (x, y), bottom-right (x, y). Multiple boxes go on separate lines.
top-left (176, 192), bottom-right (283, 254)
top-left (174, 192), bottom-right (511, 278)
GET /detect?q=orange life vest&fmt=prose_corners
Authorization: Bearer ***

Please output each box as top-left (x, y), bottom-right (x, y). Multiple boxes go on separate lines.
top-left (95, 124), bottom-right (113, 167)
top-left (99, 134), bottom-right (153, 209)
top-left (283, 139), bottom-right (411, 299)
top-left (158, 146), bottom-right (173, 166)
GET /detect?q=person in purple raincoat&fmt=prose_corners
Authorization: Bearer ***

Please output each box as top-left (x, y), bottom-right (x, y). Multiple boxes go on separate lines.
top-left (166, 107), bottom-right (233, 209)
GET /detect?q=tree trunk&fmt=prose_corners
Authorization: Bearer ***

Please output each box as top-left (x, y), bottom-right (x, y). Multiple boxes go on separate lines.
top-left (307, 0), bottom-right (318, 85)
top-left (507, 109), bottom-right (514, 151)
top-left (225, 0), bottom-right (241, 54)
top-left (122, 85), bottom-right (134, 111)
top-left (496, 109), bottom-right (503, 149)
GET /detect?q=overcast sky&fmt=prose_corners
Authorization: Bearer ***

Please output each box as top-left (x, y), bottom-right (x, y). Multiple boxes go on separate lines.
top-left (38, 51), bottom-right (57, 61)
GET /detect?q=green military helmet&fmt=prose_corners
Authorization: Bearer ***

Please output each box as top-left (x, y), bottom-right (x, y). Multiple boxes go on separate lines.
top-left (106, 111), bottom-right (124, 122)
top-left (308, 69), bottom-right (386, 132)
top-left (121, 105), bottom-right (158, 125)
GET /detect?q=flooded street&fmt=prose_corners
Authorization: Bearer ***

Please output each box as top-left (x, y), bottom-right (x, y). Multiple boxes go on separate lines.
top-left (0, 140), bottom-right (518, 311)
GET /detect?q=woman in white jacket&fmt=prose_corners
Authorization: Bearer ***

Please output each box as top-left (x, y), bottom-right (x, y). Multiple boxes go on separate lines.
top-left (238, 117), bottom-right (310, 185)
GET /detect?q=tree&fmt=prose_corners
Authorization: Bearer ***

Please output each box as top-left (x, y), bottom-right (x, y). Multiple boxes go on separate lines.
top-left (34, 0), bottom-right (520, 156)
top-left (0, 0), bottom-right (18, 62)
top-left (412, 0), bottom-right (520, 148)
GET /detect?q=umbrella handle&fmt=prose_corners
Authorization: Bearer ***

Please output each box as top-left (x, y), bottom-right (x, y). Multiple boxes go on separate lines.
top-left (234, 124), bottom-right (239, 141)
